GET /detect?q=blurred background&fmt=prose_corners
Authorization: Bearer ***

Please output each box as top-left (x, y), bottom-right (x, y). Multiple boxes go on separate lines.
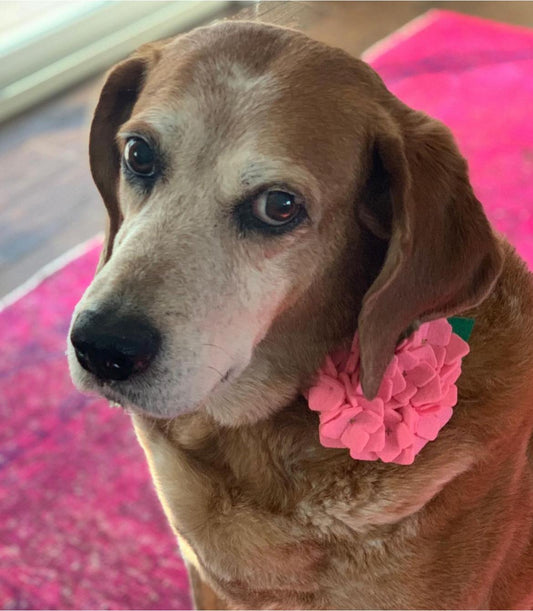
top-left (2, 0), bottom-right (533, 300)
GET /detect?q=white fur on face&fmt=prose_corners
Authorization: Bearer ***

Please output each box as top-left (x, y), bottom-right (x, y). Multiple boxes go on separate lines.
top-left (68, 62), bottom-right (319, 421)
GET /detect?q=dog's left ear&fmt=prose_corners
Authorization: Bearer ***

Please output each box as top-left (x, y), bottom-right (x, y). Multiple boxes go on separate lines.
top-left (357, 110), bottom-right (503, 399)
top-left (89, 42), bottom-right (163, 269)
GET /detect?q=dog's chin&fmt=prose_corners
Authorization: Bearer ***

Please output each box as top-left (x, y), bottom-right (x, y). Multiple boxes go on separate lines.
top-left (104, 395), bottom-right (193, 421)
top-left (100, 376), bottom-right (232, 421)
top-left (68, 354), bottom-right (235, 421)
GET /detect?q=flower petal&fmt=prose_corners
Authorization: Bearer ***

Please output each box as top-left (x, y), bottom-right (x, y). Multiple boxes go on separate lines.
top-left (441, 384), bottom-right (458, 409)
top-left (351, 448), bottom-right (379, 461)
top-left (377, 377), bottom-right (393, 403)
top-left (345, 351), bottom-right (359, 375)
top-left (412, 436), bottom-right (429, 455)
top-left (411, 375), bottom-right (442, 407)
top-left (405, 361), bottom-right (436, 387)
top-left (320, 403), bottom-right (358, 424)
top-left (342, 373), bottom-right (365, 409)
top-left (433, 345), bottom-right (446, 369)
top-left (393, 382), bottom-right (418, 404)
top-left (359, 397), bottom-right (384, 418)
top-left (395, 446), bottom-right (416, 465)
top-left (384, 406), bottom-right (403, 428)
top-left (364, 426), bottom-right (386, 452)
top-left (416, 403), bottom-right (441, 415)
top-left (338, 372), bottom-right (355, 405)
top-left (378, 436), bottom-right (402, 463)
top-left (319, 434), bottom-right (346, 449)
top-left (416, 323), bottom-right (430, 342)
top-left (341, 424), bottom-right (370, 454)
top-left (411, 344), bottom-right (437, 368)
top-left (399, 404), bottom-right (419, 431)
top-left (320, 406), bottom-right (359, 438)
top-left (440, 363), bottom-right (462, 386)
top-left (397, 350), bottom-right (420, 371)
top-left (425, 319), bottom-right (452, 346)
top-left (353, 409), bottom-right (383, 434)
top-left (390, 368), bottom-right (407, 395)
top-left (415, 406), bottom-right (453, 440)
top-left (308, 374), bottom-right (345, 413)
top-left (444, 333), bottom-right (470, 364)
top-left (395, 421), bottom-right (415, 449)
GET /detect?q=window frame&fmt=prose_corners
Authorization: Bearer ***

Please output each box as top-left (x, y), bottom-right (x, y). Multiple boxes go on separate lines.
top-left (0, 1), bottom-right (231, 123)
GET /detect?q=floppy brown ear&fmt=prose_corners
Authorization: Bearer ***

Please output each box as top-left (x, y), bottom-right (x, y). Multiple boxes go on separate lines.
top-left (358, 110), bottom-right (503, 399)
top-left (89, 43), bottom-right (162, 269)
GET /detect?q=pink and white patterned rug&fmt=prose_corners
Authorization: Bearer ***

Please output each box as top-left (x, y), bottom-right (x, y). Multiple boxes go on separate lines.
top-left (1, 10), bottom-right (533, 609)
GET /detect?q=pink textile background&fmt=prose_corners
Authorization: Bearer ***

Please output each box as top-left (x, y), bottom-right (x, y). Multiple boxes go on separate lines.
top-left (1, 10), bottom-right (532, 610)
top-left (366, 10), bottom-right (533, 263)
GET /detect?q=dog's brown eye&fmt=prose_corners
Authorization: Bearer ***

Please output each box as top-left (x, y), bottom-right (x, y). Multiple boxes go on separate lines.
top-left (124, 137), bottom-right (155, 176)
top-left (252, 191), bottom-right (299, 226)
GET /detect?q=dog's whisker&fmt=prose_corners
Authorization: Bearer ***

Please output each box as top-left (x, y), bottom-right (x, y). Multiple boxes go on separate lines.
top-left (205, 364), bottom-right (226, 380)
top-left (202, 342), bottom-right (233, 360)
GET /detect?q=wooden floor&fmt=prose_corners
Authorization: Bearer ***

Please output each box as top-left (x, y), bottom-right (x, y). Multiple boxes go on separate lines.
top-left (2, 1), bottom-right (533, 297)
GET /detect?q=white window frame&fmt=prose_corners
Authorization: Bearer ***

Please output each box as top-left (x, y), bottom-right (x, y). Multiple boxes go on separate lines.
top-left (0, 1), bottom-right (231, 123)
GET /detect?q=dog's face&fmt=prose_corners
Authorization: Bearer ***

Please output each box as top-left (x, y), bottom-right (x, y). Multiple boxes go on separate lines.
top-left (68, 22), bottom-right (502, 422)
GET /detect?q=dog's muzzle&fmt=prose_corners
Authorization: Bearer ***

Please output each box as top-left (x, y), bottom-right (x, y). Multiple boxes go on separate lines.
top-left (70, 309), bottom-right (161, 382)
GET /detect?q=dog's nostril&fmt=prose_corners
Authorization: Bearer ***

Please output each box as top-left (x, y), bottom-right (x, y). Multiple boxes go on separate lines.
top-left (74, 342), bottom-right (145, 381)
top-left (70, 310), bottom-right (160, 382)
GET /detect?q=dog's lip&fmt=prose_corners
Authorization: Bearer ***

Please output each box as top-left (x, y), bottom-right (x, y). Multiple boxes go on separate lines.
top-left (96, 367), bottom-right (235, 416)
top-left (98, 383), bottom-right (128, 409)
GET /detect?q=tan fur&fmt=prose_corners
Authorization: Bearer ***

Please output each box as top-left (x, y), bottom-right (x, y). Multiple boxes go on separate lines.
top-left (68, 21), bottom-right (533, 609)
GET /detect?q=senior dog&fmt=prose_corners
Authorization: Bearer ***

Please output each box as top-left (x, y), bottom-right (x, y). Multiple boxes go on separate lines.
top-left (68, 21), bottom-right (533, 609)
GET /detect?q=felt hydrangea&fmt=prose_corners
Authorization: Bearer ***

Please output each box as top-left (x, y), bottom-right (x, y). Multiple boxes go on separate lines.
top-left (307, 318), bottom-right (470, 465)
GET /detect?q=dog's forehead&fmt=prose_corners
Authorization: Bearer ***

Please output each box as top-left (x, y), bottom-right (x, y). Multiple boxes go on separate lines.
top-left (128, 23), bottom-right (375, 186)
top-left (134, 60), bottom-right (280, 138)
top-left (133, 24), bottom-right (297, 118)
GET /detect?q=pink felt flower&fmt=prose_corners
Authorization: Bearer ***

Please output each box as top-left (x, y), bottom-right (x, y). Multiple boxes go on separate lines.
top-left (307, 318), bottom-right (469, 465)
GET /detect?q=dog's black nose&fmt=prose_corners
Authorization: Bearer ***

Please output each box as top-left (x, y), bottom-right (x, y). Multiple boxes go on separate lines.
top-left (70, 310), bottom-right (160, 381)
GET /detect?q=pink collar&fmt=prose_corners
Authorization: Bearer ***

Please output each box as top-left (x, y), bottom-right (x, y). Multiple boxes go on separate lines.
top-left (307, 317), bottom-right (472, 465)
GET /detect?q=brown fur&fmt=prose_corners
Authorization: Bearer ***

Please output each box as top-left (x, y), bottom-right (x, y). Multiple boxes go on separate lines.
top-left (69, 21), bottom-right (533, 609)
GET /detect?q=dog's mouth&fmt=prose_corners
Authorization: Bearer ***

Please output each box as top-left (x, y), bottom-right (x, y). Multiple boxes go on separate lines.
top-left (93, 366), bottom-right (235, 419)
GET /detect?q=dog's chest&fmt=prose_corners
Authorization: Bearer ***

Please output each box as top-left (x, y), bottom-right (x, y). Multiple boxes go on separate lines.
top-left (132, 414), bottom-right (330, 604)
top-left (131, 413), bottom-right (460, 608)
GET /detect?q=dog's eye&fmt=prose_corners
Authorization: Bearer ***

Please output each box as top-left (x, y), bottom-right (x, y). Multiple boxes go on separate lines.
top-left (251, 191), bottom-right (300, 226)
top-left (124, 137), bottom-right (155, 176)
top-left (235, 188), bottom-right (307, 236)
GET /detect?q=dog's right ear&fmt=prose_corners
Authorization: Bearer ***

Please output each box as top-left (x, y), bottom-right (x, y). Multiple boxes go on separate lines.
top-left (89, 43), bottom-right (162, 268)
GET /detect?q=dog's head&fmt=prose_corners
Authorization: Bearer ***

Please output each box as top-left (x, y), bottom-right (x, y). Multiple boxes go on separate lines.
top-left (68, 21), bottom-right (502, 423)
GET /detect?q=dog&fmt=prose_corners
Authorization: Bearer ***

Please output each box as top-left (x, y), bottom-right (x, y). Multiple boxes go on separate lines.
top-left (68, 20), bottom-right (533, 609)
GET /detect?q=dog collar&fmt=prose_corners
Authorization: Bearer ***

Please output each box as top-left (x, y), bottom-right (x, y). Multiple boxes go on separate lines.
top-left (307, 317), bottom-right (474, 465)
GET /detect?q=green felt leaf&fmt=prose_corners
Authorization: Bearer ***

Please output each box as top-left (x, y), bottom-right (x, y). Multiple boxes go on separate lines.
top-left (448, 317), bottom-right (475, 342)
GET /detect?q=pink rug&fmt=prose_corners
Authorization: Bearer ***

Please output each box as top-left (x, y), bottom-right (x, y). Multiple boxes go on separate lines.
top-left (1, 10), bottom-right (532, 609)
